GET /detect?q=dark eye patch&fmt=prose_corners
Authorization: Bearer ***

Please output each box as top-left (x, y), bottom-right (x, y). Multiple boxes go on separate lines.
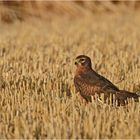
top-left (80, 58), bottom-right (85, 61)
top-left (80, 58), bottom-right (86, 63)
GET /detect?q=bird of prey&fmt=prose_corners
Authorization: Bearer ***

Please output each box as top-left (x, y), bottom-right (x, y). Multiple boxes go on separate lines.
top-left (74, 55), bottom-right (140, 105)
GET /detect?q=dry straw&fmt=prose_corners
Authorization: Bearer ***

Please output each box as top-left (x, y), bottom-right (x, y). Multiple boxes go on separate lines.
top-left (0, 1), bottom-right (140, 139)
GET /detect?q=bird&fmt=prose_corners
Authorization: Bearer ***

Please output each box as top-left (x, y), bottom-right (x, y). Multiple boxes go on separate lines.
top-left (74, 55), bottom-right (140, 106)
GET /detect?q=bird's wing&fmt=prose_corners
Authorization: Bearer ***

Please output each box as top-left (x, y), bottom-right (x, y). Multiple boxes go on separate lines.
top-left (80, 70), bottom-right (119, 91)
top-left (74, 70), bottom-right (139, 104)
top-left (74, 70), bottom-right (119, 97)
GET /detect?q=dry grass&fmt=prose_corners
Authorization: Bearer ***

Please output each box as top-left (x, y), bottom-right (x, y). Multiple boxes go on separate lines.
top-left (0, 1), bottom-right (140, 23)
top-left (0, 12), bottom-right (140, 139)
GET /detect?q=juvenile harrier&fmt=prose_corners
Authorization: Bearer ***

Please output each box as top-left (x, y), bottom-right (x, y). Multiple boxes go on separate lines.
top-left (74, 55), bottom-right (140, 105)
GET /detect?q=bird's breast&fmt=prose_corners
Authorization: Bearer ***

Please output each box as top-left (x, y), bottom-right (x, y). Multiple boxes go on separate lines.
top-left (77, 77), bottom-right (100, 96)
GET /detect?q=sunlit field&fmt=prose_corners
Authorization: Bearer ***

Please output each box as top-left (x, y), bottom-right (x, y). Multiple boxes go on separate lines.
top-left (0, 11), bottom-right (140, 138)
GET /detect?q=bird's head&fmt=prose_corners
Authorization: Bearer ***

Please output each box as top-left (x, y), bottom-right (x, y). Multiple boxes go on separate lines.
top-left (75, 55), bottom-right (92, 70)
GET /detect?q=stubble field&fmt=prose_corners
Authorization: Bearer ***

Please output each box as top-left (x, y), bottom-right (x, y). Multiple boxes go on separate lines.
top-left (0, 13), bottom-right (140, 139)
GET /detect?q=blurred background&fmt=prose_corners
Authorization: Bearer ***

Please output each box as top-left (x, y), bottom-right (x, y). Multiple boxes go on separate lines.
top-left (0, 1), bottom-right (140, 23)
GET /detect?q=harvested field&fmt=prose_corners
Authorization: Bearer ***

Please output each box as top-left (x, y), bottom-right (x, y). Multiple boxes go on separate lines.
top-left (0, 1), bottom-right (140, 139)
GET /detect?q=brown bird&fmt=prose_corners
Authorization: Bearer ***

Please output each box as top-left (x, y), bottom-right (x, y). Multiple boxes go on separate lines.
top-left (74, 55), bottom-right (140, 105)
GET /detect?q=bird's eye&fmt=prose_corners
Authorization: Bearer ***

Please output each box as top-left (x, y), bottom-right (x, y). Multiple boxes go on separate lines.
top-left (80, 58), bottom-right (85, 63)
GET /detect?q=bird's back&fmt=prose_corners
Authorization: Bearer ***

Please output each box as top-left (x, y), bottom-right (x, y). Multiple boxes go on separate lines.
top-left (75, 70), bottom-right (140, 104)
top-left (74, 69), bottom-right (119, 94)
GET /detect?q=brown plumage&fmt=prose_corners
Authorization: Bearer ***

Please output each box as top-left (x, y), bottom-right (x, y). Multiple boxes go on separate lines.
top-left (74, 55), bottom-right (140, 105)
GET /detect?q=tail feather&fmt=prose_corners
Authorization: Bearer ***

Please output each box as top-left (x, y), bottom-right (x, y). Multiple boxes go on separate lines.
top-left (115, 90), bottom-right (139, 105)
top-left (118, 90), bottom-right (140, 98)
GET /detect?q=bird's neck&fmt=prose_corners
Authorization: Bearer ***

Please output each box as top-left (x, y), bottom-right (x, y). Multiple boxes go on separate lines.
top-left (75, 66), bottom-right (92, 75)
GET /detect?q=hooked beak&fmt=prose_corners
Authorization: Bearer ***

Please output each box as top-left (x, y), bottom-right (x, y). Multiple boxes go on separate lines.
top-left (75, 59), bottom-right (79, 65)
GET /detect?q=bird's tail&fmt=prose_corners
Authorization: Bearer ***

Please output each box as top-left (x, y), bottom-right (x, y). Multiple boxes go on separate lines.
top-left (136, 91), bottom-right (140, 96)
top-left (118, 90), bottom-right (140, 98)
top-left (116, 90), bottom-right (140, 105)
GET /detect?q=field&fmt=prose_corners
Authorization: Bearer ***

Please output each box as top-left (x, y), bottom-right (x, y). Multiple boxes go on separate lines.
top-left (0, 10), bottom-right (140, 139)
